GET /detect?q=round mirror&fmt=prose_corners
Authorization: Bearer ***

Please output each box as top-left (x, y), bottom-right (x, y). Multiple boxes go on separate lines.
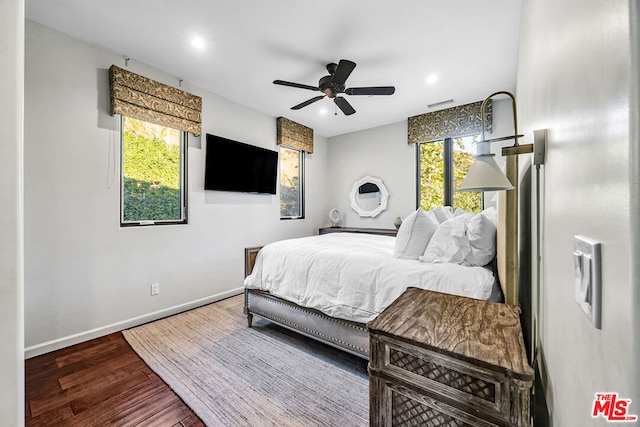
top-left (349, 176), bottom-right (389, 217)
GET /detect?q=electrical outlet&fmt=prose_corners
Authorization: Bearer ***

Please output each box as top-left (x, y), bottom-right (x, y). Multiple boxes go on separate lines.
top-left (150, 282), bottom-right (160, 296)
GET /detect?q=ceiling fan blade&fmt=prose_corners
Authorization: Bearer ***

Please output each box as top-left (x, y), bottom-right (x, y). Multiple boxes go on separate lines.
top-left (291, 95), bottom-right (325, 110)
top-left (334, 97), bottom-right (356, 115)
top-left (345, 86), bottom-right (396, 96)
top-left (330, 59), bottom-right (356, 86)
top-left (273, 80), bottom-right (320, 92)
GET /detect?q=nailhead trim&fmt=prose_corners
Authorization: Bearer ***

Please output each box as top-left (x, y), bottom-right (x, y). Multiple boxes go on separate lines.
top-left (248, 296), bottom-right (368, 354)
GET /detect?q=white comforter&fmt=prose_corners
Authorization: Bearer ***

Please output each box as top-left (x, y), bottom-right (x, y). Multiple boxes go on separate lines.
top-left (244, 233), bottom-right (496, 323)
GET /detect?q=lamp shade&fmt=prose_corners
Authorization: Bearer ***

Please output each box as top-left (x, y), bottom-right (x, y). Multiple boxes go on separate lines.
top-left (457, 154), bottom-right (514, 192)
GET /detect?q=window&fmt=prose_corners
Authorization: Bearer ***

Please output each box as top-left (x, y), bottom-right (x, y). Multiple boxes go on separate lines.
top-left (417, 135), bottom-right (482, 213)
top-left (121, 116), bottom-right (187, 225)
top-left (279, 145), bottom-right (304, 219)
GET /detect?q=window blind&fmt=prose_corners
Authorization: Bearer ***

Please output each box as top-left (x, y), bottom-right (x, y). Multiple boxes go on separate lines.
top-left (276, 116), bottom-right (313, 153)
top-left (407, 100), bottom-right (492, 144)
top-left (109, 65), bottom-right (202, 136)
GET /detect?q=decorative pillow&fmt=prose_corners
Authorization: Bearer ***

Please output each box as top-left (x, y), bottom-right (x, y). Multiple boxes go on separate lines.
top-left (393, 208), bottom-right (440, 260)
top-left (420, 213), bottom-right (473, 264)
top-left (453, 207), bottom-right (467, 217)
top-left (463, 208), bottom-right (498, 267)
top-left (429, 206), bottom-right (454, 224)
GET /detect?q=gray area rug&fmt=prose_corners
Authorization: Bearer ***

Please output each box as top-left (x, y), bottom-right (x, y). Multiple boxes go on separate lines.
top-left (123, 295), bottom-right (369, 426)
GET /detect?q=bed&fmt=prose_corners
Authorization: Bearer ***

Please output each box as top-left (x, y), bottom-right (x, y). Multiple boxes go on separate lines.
top-left (244, 202), bottom-right (513, 359)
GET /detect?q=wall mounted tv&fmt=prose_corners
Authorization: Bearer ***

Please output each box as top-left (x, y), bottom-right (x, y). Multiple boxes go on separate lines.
top-left (204, 133), bottom-right (278, 194)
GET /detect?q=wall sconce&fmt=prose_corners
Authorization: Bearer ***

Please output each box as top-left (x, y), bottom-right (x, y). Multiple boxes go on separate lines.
top-left (458, 91), bottom-right (533, 192)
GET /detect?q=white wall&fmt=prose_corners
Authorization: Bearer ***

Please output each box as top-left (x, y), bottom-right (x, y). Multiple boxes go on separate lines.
top-left (326, 121), bottom-right (412, 229)
top-left (0, 0), bottom-right (25, 424)
top-left (517, 0), bottom-right (637, 425)
top-left (24, 20), bottom-right (328, 355)
top-left (630, 0), bottom-right (640, 402)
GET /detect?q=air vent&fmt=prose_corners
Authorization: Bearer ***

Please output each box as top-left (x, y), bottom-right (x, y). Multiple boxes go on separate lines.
top-left (427, 99), bottom-right (455, 109)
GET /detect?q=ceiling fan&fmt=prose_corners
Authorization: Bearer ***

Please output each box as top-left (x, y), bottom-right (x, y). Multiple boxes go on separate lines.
top-left (273, 59), bottom-right (395, 116)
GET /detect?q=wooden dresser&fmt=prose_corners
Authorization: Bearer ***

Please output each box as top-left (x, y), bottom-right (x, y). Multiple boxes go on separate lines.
top-left (319, 226), bottom-right (398, 237)
top-left (367, 287), bottom-right (533, 427)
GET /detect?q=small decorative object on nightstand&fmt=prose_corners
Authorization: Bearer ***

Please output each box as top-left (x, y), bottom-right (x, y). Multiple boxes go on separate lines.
top-left (368, 287), bottom-right (534, 427)
top-left (393, 216), bottom-right (403, 230)
top-left (329, 208), bottom-right (341, 227)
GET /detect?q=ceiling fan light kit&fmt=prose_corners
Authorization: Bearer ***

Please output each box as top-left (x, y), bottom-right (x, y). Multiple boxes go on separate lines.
top-left (273, 59), bottom-right (395, 116)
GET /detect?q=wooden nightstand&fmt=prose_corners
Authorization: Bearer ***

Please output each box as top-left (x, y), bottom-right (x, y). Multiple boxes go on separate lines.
top-left (367, 287), bottom-right (533, 427)
top-left (319, 227), bottom-right (398, 237)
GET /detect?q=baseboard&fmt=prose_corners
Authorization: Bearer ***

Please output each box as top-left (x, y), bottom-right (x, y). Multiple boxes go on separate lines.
top-left (24, 287), bottom-right (244, 359)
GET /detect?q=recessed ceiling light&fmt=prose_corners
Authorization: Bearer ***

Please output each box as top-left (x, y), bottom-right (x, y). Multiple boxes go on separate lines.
top-left (319, 108), bottom-right (329, 116)
top-left (191, 36), bottom-right (206, 50)
top-left (426, 74), bottom-right (438, 85)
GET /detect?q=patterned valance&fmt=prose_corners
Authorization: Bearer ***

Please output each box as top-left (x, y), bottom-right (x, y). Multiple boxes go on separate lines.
top-left (276, 117), bottom-right (313, 153)
top-left (407, 100), bottom-right (492, 144)
top-left (109, 65), bottom-right (202, 135)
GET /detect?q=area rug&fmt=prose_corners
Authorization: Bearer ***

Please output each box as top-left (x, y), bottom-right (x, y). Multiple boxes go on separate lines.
top-left (123, 295), bottom-right (369, 426)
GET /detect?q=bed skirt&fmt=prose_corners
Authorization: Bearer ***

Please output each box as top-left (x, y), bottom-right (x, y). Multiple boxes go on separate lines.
top-left (244, 289), bottom-right (369, 359)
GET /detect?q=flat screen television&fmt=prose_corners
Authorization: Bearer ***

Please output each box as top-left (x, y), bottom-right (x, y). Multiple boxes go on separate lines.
top-left (204, 133), bottom-right (278, 194)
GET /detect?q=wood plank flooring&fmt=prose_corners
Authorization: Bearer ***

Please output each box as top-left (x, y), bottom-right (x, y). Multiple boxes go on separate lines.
top-left (25, 332), bottom-right (205, 427)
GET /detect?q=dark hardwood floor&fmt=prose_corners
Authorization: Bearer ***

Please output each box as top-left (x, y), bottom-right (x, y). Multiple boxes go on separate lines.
top-left (25, 332), bottom-right (205, 426)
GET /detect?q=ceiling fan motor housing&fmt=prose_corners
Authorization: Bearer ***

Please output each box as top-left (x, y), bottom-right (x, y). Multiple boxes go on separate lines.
top-left (319, 75), bottom-right (343, 98)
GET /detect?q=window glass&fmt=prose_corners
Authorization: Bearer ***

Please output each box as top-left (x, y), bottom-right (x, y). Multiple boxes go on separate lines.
top-left (452, 136), bottom-right (482, 213)
top-left (418, 140), bottom-right (445, 211)
top-left (121, 117), bottom-right (186, 225)
top-left (279, 145), bottom-right (303, 219)
top-left (418, 135), bottom-right (481, 214)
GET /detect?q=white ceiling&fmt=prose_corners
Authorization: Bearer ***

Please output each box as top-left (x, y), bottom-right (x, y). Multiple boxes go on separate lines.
top-left (25, 0), bottom-right (522, 138)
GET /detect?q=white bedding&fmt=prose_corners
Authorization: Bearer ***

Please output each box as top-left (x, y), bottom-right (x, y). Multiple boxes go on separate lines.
top-left (244, 233), bottom-right (498, 323)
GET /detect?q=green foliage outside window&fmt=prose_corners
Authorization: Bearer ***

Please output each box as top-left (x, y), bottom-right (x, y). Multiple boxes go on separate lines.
top-left (418, 137), bottom-right (482, 214)
top-left (419, 141), bottom-right (446, 210)
top-left (280, 145), bottom-right (302, 218)
top-left (280, 175), bottom-right (300, 217)
top-left (122, 117), bottom-right (182, 222)
top-left (452, 138), bottom-right (482, 213)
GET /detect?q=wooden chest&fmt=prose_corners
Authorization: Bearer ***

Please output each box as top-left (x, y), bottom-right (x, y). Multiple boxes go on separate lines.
top-left (367, 287), bottom-right (534, 426)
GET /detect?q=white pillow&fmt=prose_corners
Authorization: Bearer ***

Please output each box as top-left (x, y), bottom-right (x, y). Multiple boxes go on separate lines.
top-left (393, 208), bottom-right (440, 260)
top-left (453, 207), bottom-right (467, 217)
top-left (420, 213), bottom-right (473, 264)
top-left (463, 208), bottom-right (497, 267)
top-left (420, 208), bottom-right (498, 266)
top-left (480, 206), bottom-right (497, 225)
top-left (429, 206), bottom-right (454, 224)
